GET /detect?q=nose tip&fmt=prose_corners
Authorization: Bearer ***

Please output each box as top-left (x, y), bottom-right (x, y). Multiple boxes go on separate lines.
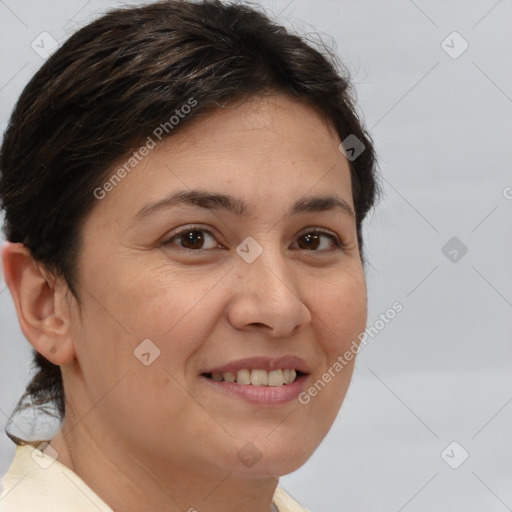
top-left (227, 260), bottom-right (312, 337)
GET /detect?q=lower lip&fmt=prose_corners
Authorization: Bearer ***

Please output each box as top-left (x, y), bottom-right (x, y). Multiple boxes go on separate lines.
top-left (200, 374), bottom-right (308, 405)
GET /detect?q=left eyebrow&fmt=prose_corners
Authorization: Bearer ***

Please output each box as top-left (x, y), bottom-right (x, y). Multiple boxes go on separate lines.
top-left (133, 189), bottom-right (355, 222)
top-left (291, 195), bottom-right (354, 217)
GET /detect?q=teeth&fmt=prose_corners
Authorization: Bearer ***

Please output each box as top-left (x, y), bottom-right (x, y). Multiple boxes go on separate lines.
top-left (209, 368), bottom-right (300, 386)
top-left (223, 371), bottom-right (236, 383)
top-left (251, 369), bottom-right (268, 386)
top-left (267, 369), bottom-right (283, 387)
top-left (236, 369), bottom-right (251, 385)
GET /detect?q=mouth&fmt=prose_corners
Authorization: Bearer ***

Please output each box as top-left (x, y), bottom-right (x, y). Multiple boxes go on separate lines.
top-left (199, 356), bottom-right (310, 405)
top-left (201, 368), bottom-right (305, 386)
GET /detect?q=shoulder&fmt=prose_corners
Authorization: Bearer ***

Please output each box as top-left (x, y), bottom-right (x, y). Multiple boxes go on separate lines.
top-left (0, 444), bottom-right (112, 512)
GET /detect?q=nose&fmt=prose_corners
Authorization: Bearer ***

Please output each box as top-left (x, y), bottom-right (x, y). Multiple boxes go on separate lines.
top-left (226, 246), bottom-right (312, 338)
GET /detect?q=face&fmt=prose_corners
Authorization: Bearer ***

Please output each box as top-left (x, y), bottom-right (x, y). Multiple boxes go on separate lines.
top-left (64, 93), bottom-right (367, 479)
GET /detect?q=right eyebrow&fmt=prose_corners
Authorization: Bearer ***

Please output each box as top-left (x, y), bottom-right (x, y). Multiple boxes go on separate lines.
top-left (134, 189), bottom-right (248, 221)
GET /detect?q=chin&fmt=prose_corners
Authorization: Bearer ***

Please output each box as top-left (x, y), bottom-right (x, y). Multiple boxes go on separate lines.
top-left (265, 455), bottom-right (311, 477)
top-left (227, 457), bottom-right (311, 480)
top-left (232, 435), bottom-right (318, 478)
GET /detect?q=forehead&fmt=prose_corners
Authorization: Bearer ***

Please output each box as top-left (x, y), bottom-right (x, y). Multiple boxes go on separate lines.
top-left (90, 93), bottom-right (352, 225)
top-left (175, 94), bottom-right (341, 158)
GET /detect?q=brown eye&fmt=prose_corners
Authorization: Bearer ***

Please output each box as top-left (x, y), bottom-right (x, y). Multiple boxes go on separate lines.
top-left (180, 230), bottom-right (205, 249)
top-left (293, 231), bottom-right (340, 251)
top-left (164, 227), bottom-right (221, 251)
top-left (298, 233), bottom-right (320, 250)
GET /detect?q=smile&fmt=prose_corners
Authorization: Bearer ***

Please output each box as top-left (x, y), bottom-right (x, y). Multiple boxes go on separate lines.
top-left (199, 355), bottom-right (310, 405)
top-left (202, 368), bottom-right (301, 386)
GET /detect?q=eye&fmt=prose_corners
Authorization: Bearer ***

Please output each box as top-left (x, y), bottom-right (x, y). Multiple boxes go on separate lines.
top-left (163, 226), bottom-right (223, 251)
top-left (162, 226), bottom-right (343, 253)
top-left (292, 230), bottom-right (342, 251)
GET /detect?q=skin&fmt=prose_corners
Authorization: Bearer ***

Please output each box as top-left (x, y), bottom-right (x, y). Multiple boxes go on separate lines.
top-left (2, 93), bottom-right (367, 512)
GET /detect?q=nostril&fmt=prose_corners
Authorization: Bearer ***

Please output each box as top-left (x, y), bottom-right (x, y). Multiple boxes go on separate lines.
top-left (249, 322), bottom-right (269, 329)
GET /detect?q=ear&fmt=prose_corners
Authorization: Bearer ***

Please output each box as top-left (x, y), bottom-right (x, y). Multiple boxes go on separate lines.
top-left (1, 240), bottom-right (75, 365)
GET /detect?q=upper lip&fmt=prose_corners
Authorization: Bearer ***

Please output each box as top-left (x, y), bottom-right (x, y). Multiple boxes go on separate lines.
top-left (201, 356), bottom-right (310, 375)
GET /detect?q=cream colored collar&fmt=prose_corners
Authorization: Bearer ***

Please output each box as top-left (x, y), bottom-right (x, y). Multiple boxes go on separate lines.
top-left (1, 444), bottom-right (310, 512)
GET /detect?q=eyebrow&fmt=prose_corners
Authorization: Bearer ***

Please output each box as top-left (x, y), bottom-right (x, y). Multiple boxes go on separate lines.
top-left (133, 189), bottom-right (355, 221)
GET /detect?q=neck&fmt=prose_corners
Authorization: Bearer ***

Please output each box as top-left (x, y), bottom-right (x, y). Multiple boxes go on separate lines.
top-left (49, 420), bottom-right (280, 512)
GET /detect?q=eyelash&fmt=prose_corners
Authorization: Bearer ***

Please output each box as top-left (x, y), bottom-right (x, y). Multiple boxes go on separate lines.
top-left (162, 224), bottom-right (345, 254)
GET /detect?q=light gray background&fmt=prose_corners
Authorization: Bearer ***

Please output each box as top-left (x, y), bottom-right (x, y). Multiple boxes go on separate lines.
top-left (1, 1), bottom-right (511, 511)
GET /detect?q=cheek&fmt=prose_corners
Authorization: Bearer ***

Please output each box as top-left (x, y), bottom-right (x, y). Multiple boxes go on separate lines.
top-left (68, 271), bottom-right (205, 401)
top-left (300, 270), bottom-right (366, 427)
top-left (309, 269), bottom-right (367, 353)
top-left (68, 278), bottom-right (217, 444)
top-left (122, 273), bottom-right (224, 368)
top-left (119, 275), bottom-right (211, 336)
top-left (80, 262), bottom-right (218, 350)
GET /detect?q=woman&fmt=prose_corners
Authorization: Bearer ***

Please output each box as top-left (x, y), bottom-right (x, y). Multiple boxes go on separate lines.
top-left (0, 1), bottom-right (378, 510)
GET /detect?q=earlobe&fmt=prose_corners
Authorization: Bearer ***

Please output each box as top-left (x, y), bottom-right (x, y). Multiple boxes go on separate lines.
top-left (1, 240), bottom-right (75, 366)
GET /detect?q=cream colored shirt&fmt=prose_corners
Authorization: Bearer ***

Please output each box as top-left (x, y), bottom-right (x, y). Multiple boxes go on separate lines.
top-left (0, 444), bottom-right (310, 512)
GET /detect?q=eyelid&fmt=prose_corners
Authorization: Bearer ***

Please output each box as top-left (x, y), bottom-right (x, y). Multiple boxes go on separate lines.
top-left (165, 223), bottom-right (214, 239)
top-left (296, 226), bottom-right (340, 239)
